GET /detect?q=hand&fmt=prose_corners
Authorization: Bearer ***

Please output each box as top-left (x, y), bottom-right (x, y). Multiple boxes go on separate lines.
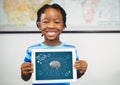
top-left (74, 60), bottom-right (88, 74)
top-left (21, 62), bottom-right (33, 75)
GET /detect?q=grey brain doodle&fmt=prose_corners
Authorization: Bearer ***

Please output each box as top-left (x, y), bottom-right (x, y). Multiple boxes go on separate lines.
top-left (49, 60), bottom-right (61, 69)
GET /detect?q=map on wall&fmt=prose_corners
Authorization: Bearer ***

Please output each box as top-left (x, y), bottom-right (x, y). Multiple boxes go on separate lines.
top-left (0, 0), bottom-right (120, 31)
top-left (65, 0), bottom-right (120, 29)
top-left (0, 0), bottom-right (52, 31)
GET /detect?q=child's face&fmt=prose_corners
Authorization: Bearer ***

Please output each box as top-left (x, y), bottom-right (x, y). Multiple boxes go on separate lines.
top-left (38, 8), bottom-right (65, 41)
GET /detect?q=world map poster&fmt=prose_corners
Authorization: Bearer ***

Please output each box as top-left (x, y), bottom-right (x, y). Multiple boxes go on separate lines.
top-left (0, 0), bottom-right (120, 31)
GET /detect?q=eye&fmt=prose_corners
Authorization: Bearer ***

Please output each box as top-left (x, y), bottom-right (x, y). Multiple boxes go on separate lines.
top-left (55, 21), bottom-right (60, 24)
top-left (54, 20), bottom-right (62, 24)
top-left (43, 21), bottom-right (49, 24)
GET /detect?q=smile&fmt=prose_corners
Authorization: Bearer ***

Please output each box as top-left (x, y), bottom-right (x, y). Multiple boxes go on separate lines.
top-left (47, 31), bottom-right (57, 36)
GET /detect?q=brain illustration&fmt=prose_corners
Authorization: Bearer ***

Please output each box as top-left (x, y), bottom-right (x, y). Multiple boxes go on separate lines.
top-left (49, 60), bottom-right (61, 70)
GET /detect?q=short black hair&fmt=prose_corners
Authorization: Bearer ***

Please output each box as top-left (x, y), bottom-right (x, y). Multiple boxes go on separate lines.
top-left (36, 3), bottom-right (67, 27)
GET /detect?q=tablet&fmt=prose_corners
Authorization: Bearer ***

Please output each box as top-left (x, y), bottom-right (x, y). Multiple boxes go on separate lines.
top-left (32, 48), bottom-right (77, 84)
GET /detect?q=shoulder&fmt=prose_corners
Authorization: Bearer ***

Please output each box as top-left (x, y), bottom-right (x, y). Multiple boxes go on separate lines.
top-left (62, 42), bottom-right (76, 48)
top-left (27, 43), bottom-right (42, 52)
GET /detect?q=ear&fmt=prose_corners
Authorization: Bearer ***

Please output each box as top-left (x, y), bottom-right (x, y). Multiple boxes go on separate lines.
top-left (37, 22), bottom-right (42, 31)
top-left (62, 25), bottom-right (65, 30)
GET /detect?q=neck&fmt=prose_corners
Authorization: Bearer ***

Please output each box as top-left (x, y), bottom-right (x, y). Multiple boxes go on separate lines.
top-left (43, 39), bottom-right (61, 46)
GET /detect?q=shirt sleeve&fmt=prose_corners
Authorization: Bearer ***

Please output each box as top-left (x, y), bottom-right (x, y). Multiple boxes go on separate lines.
top-left (75, 48), bottom-right (79, 61)
top-left (24, 48), bottom-right (32, 62)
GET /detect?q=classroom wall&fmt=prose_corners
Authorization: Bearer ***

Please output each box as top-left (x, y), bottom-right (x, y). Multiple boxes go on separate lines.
top-left (0, 33), bottom-right (120, 85)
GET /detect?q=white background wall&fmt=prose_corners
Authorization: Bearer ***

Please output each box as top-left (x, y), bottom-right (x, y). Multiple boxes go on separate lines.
top-left (0, 33), bottom-right (120, 85)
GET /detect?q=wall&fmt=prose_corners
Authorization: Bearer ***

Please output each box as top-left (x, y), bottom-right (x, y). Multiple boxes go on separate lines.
top-left (0, 33), bottom-right (120, 85)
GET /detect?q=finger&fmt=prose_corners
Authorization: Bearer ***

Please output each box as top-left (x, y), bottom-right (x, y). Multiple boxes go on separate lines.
top-left (74, 63), bottom-right (87, 70)
top-left (21, 65), bottom-right (33, 72)
top-left (22, 70), bottom-right (33, 74)
top-left (21, 62), bottom-right (33, 69)
top-left (22, 67), bottom-right (33, 74)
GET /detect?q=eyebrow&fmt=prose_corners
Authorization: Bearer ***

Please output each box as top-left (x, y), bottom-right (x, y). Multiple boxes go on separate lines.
top-left (41, 18), bottom-right (63, 21)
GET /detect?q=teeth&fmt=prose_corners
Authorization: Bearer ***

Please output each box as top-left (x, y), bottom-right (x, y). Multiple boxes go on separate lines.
top-left (47, 32), bottom-right (56, 36)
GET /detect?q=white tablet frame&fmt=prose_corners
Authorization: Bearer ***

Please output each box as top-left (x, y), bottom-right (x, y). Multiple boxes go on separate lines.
top-left (32, 48), bottom-right (77, 84)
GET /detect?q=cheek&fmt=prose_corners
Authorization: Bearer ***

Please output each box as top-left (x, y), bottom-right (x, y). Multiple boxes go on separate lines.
top-left (37, 23), bottom-right (46, 31)
top-left (59, 25), bottom-right (65, 31)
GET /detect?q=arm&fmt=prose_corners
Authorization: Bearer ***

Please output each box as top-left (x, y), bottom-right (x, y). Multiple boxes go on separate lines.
top-left (74, 60), bottom-right (88, 79)
top-left (21, 62), bottom-right (33, 81)
top-left (77, 70), bottom-right (85, 79)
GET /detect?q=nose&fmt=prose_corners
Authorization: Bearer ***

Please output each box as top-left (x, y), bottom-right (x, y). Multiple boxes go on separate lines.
top-left (48, 22), bottom-right (55, 28)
